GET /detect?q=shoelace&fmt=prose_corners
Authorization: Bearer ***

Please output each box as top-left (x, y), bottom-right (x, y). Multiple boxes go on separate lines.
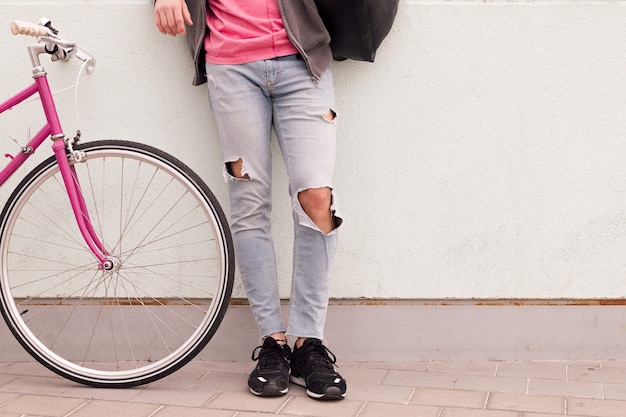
top-left (251, 341), bottom-right (287, 369)
top-left (303, 341), bottom-right (338, 371)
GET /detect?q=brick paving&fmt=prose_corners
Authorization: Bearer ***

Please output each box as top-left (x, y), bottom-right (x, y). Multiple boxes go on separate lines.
top-left (1, 359), bottom-right (626, 416)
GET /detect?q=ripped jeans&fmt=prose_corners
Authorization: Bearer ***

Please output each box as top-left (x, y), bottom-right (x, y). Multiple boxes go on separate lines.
top-left (205, 55), bottom-right (342, 339)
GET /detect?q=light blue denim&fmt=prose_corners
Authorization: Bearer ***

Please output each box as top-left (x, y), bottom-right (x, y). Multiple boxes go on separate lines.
top-left (205, 55), bottom-right (342, 340)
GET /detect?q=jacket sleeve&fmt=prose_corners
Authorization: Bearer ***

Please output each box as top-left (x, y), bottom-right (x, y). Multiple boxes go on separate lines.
top-left (183, 0), bottom-right (208, 85)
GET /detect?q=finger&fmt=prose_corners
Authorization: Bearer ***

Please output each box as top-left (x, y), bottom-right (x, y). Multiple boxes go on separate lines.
top-left (156, 9), bottom-right (174, 35)
top-left (163, 10), bottom-right (180, 36)
top-left (155, 8), bottom-right (166, 34)
top-left (183, 5), bottom-right (193, 27)
top-left (174, 7), bottom-right (189, 34)
top-left (175, 15), bottom-right (187, 35)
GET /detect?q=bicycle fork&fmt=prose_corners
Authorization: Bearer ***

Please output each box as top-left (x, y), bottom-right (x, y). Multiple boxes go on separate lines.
top-left (35, 73), bottom-right (114, 270)
top-left (51, 138), bottom-right (119, 271)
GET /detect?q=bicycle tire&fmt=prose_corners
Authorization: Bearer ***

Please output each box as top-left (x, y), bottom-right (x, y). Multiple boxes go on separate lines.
top-left (0, 140), bottom-right (234, 388)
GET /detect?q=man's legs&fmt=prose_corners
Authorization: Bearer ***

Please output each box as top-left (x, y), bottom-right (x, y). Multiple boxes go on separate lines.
top-left (206, 56), bottom-right (345, 399)
top-left (206, 56), bottom-right (341, 340)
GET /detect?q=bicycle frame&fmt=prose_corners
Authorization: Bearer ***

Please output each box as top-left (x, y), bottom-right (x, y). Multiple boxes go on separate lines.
top-left (0, 55), bottom-right (109, 267)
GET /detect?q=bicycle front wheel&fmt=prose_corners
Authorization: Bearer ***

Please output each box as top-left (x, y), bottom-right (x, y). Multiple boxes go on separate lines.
top-left (0, 140), bottom-right (234, 387)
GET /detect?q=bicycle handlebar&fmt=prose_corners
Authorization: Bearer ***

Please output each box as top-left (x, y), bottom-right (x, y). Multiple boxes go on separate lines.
top-left (10, 18), bottom-right (96, 73)
top-left (10, 20), bottom-right (49, 37)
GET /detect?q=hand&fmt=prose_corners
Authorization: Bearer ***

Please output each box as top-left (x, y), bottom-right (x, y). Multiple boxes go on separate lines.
top-left (155, 0), bottom-right (193, 36)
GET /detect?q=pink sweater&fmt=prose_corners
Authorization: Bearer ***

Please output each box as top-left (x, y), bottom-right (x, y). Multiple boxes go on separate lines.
top-left (204, 0), bottom-right (299, 64)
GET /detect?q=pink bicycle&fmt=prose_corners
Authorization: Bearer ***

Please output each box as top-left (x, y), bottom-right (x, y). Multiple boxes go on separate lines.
top-left (0, 19), bottom-right (234, 387)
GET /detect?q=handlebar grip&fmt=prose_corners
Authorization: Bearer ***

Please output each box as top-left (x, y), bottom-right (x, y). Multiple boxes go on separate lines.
top-left (10, 21), bottom-right (49, 37)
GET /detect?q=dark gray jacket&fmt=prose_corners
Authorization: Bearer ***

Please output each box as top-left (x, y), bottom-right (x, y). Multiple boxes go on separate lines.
top-left (183, 0), bottom-right (332, 85)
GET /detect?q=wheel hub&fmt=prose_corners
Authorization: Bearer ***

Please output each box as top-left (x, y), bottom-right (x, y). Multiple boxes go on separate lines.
top-left (102, 256), bottom-right (121, 272)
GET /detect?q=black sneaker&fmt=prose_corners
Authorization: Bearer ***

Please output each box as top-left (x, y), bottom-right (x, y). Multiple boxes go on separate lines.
top-left (290, 338), bottom-right (346, 400)
top-left (248, 337), bottom-right (291, 396)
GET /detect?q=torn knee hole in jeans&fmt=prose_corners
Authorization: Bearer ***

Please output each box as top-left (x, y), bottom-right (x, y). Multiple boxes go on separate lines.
top-left (226, 158), bottom-right (250, 180)
top-left (323, 108), bottom-right (337, 123)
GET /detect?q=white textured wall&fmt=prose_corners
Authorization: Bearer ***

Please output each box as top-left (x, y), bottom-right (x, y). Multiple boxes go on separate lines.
top-left (1, 1), bottom-right (626, 300)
